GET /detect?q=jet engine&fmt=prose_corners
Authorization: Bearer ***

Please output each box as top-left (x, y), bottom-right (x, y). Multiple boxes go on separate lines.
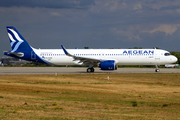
top-left (99, 60), bottom-right (117, 70)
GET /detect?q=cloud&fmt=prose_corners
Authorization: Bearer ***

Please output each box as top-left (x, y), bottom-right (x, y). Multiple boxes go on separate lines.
top-left (110, 27), bottom-right (141, 42)
top-left (51, 12), bottom-right (62, 17)
top-left (110, 24), bottom-right (180, 43)
top-left (159, 5), bottom-right (180, 11)
top-left (146, 0), bottom-right (180, 10)
top-left (0, 0), bottom-right (95, 9)
top-left (1, 0), bottom-right (180, 56)
top-left (133, 3), bottom-right (142, 10)
top-left (89, 0), bottom-right (128, 12)
top-left (146, 24), bottom-right (180, 35)
top-left (176, 9), bottom-right (180, 13)
top-left (0, 7), bottom-right (40, 14)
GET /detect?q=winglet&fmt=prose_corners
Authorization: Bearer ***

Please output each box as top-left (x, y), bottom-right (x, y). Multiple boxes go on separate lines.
top-left (61, 45), bottom-right (73, 57)
top-left (61, 45), bottom-right (69, 55)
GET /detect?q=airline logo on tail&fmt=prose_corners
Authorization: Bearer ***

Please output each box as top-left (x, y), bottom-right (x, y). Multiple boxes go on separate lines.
top-left (5, 26), bottom-right (55, 65)
top-left (7, 27), bottom-right (24, 52)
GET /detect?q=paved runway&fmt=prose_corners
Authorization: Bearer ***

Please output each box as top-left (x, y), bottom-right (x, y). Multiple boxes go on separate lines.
top-left (0, 67), bottom-right (180, 75)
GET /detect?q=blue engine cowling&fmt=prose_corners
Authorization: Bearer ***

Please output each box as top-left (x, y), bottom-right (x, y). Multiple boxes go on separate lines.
top-left (100, 60), bottom-right (117, 70)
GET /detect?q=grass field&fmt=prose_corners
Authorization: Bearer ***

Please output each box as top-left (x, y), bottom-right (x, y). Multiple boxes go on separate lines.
top-left (0, 73), bottom-right (180, 120)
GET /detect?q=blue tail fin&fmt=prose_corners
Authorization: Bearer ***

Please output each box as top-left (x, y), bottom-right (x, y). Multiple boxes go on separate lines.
top-left (5, 26), bottom-right (53, 65)
top-left (7, 26), bottom-right (32, 52)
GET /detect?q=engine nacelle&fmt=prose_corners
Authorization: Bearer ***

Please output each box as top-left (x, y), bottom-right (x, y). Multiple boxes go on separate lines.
top-left (100, 60), bottom-right (117, 70)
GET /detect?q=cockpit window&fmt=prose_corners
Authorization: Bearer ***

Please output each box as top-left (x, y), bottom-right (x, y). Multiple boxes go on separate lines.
top-left (164, 53), bottom-right (171, 56)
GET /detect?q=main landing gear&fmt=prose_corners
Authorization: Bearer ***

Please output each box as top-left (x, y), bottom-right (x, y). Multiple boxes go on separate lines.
top-left (155, 65), bottom-right (160, 72)
top-left (87, 67), bottom-right (94, 73)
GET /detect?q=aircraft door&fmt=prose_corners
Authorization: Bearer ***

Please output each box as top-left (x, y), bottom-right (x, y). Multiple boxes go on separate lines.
top-left (155, 50), bottom-right (160, 61)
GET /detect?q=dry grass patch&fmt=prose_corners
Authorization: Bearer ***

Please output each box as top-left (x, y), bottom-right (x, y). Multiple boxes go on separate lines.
top-left (0, 73), bottom-right (180, 119)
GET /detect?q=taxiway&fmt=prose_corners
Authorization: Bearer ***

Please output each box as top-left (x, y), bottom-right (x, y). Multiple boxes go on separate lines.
top-left (0, 67), bottom-right (180, 75)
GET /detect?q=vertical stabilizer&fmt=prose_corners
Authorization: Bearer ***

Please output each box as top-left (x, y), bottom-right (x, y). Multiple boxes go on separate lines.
top-left (4, 26), bottom-right (55, 65)
top-left (7, 26), bottom-right (32, 52)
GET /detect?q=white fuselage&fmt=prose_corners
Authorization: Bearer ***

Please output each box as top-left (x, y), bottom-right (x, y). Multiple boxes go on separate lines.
top-left (5, 26), bottom-right (178, 72)
top-left (33, 48), bottom-right (177, 66)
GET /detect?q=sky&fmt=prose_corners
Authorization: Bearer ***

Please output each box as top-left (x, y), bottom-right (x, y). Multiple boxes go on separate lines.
top-left (1, 0), bottom-right (180, 57)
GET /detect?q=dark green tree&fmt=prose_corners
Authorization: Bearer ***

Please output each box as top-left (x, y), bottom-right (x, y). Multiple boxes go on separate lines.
top-left (170, 51), bottom-right (180, 64)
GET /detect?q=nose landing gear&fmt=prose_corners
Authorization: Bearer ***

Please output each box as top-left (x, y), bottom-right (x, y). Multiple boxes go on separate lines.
top-left (155, 65), bottom-right (160, 72)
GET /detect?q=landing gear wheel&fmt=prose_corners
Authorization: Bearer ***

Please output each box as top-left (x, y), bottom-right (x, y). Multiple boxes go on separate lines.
top-left (87, 68), bottom-right (91, 73)
top-left (87, 68), bottom-right (95, 73)
top-left (155, 69), bottom-right (160, 72)
top-left (91, 68), bottom-right (94, 72)
top-left (155, 65), bottom-right (160, 72)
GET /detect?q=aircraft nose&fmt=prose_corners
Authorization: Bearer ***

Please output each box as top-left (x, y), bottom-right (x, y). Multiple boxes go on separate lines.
top-left (172, 56), bottom-right (178, 63)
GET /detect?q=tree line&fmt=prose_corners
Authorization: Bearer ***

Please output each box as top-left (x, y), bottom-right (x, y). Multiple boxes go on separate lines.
top-left (170, 51), bottom-right (180, 64)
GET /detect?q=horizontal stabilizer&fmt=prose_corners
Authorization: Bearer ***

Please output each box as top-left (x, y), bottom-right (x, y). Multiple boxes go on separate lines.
top-left (4, 51), bottom-right (24, 57)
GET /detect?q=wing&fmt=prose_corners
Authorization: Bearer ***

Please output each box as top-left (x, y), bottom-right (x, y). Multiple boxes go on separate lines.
top-left (61, 45), bottom-right (103, 66)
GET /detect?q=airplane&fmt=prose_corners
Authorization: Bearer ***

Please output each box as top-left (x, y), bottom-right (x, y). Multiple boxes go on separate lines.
top-left (4, 26), bottom-right (178, 72)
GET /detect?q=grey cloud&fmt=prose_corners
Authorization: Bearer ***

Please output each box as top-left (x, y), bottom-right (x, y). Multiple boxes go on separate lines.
top-left (0, 0), bottom-right (95, 9)
top-left (1, 0), bottom-right (180, 57)
top-left (160, 5), bottom-right (180, 11)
